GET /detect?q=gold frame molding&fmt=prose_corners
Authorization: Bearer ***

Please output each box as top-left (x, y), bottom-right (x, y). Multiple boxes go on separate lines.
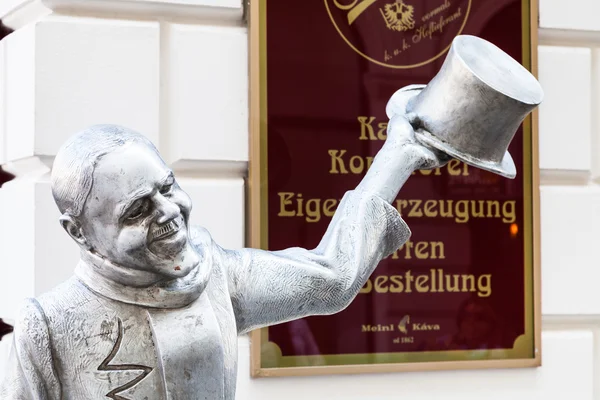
top-left (247, 0), bottom-right (541, 377)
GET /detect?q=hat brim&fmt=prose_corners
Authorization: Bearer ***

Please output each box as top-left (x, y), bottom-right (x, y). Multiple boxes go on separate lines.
top-left (386, 85), bottom-right (517, 179)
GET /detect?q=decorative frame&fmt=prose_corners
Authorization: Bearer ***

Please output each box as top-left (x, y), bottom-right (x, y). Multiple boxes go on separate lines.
top-left (247, 0), bottom-right (541, 377)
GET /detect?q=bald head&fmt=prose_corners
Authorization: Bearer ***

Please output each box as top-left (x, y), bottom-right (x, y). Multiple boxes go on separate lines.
top-left (51, 124), bottom-right (160, 219)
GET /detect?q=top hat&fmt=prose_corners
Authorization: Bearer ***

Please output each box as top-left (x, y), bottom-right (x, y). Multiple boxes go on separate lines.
top-left (386, 35), bottom-right (543, 179)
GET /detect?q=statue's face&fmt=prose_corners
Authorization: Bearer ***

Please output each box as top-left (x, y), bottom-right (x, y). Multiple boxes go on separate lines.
top-left (79, 142), bottom-right (200, 279)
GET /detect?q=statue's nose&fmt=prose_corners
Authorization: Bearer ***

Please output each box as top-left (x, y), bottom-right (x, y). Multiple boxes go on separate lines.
top-left (156, 195), bottom-right (180, 224)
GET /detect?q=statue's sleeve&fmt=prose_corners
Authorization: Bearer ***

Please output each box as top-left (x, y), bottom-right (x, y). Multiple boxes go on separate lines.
top-left (0, 299), bottom-right (61, 400)
top-left (216, 189), bottom-right (411, 334)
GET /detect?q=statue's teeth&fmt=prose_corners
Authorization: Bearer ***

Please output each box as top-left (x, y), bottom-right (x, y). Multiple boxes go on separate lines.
top-left (154, 221), bottom-right (177, 239)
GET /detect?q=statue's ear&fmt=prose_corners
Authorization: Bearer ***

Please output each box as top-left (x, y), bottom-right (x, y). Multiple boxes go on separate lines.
top-left (59, 214), bottom-right (88, 247)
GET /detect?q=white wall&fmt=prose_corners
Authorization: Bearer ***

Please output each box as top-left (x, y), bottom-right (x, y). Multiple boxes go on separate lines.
top-left (0, 0), bottom-right (598, 398)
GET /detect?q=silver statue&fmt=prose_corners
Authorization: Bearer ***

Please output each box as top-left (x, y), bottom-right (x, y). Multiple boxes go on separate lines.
top-left (0, 35), bottom-right (542, 399)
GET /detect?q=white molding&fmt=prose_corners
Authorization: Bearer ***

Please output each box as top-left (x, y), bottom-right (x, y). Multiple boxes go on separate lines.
top-left (539, 28), bottom-right (600, 47)
top-left (1, 0), bottom-right (244, 29)
top-left (170, 160), bottom-right (248, 179)
top-left (539, 170), bottom-right (591, 186)
top-left (44, 0), bottom-right (243, 24)
top-left (1, 156), bottom-right (50, 178)
top-left (1, 0), bottom-right (51, 31)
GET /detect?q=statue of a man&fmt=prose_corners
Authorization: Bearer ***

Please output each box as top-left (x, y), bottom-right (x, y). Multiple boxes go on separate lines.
top-left (0, 96), bottom-right (448, 399)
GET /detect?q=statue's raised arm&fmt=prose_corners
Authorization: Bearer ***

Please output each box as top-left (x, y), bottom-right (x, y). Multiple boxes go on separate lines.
top-left (0, 35), bottom-right (542, 400)
top-left (221, 110), bottom-right (450, 334)
top-left (216, 34), bottom-right (544, 333)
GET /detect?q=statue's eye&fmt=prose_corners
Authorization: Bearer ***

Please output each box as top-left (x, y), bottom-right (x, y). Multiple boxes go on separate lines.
top-left (127, 200), bottom-right (148, 220)
top-left (160, 184), bottom-right (173, 195)
top-left (128, 209), bottom-right (143, 220)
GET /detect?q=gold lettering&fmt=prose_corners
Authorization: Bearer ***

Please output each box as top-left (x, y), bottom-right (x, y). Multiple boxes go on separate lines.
top-left (391, 240), bottom-right (445, 261)
top-left (415, 275), bottom-right (429, 292)
top-left (278, 192), bottom-right (295, 217)
top-left (358, 116), bottom-right (377, 140)
top-left (478, 275), bottom-right (492, 297)
top-left (393, 198), bottom-right (517, 224)
top-left (375, 275), bottom-right (389, 293)
top-left (408, 200), bottom-right (423, 217)
top-left (323, 199), bottom-right (337, 217)
top-left (358, 270), bottom-right (492, 298)
top-left (445, 275), bottom-right (460, 292)
top-left (357, 117), bottom-right (387, 140)
top-left (462, 275), bottom-right (475, 292)
top-left (486, 200), bottom-right (500, 218)
top-left (281, 192), bottom-right (514, 225)
top-left (471, 200), bottom-right (485, 218)
top-left (349, 155), bottom-right (364, 174)
top-left (414, 161), bottom-right (467, 176)
top-left (305, 198), bottom-right (321, 222)
top-left (404, 270), bottom-right (414, 293)
top-left (424, 200), bottom-right (437, 217)
top-left (430, 241), bottom-right (445, 259)
top-left (377, 122), bottom-right (387, 140)
top-left (275, 193), bottom-right (344, 223)
top-left (439, 200), bottom-right (453, 218)
top-left (360, 279), bottom-right (372, 293)
top-left (296, 193), bottom-right (304, 217)
top-left (333, 0), bottom-right (357, 10)
top-left (390, 275), bottom-right (403, 293)
top-left (328, 149), bottom-right (373, 175)
top-left (401, 241), bottom-right (413, 259)
top-left (416, 167), bottom-right (443, 176)
top-left (413, 7), bottom-right (463, 44)
top-left (502, 201), bottom-right (516, 223)
top-left (415, 242), bottom-right (428, 259)
top-left (421, 0), bottom-right (451, 21)
top-left (455, 200), bottom-right (469, 223)
top-left (347, 0), bottom-right (377, 25)
top-left (447, 159), bottom-right (461, 175)
top-left (328, 149), bottom-right (348, 174)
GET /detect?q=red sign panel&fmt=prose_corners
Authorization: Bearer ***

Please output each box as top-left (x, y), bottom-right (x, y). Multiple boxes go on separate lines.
top-left (249, 0), bottom-right (540, 375)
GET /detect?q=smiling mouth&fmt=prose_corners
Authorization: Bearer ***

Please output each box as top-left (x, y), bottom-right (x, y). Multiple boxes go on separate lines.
top-left (152, 219), bottom-right (182, 241)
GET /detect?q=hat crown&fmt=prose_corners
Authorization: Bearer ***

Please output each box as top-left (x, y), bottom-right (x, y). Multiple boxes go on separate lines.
top-left (453, 35), bottom-right (543, 106)
top-left (405, 35), bottom-right (543, 178)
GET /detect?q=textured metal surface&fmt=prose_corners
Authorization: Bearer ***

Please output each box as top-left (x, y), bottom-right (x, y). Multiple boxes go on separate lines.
top-left (388, 35), bottom-right (544, 179)
top-left (0, 34), bottom-right (542, 399)
top-left (0, 122), bottom-right (436, 399)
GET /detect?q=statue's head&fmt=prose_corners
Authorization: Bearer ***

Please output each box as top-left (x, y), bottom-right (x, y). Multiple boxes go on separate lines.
top-left (50, 124), bottom-right (200, 280)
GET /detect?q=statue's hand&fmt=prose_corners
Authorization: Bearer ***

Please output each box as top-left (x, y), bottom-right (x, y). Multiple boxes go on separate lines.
top-left (387, 113), bottom-right (451, 170)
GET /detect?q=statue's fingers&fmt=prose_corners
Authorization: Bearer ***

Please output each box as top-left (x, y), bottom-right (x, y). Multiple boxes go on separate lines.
top-left (387, 114), bottom-right (415, 140)
top-left (421, 147), bottom-right (451, 169)
top-left (429, 144), bottom-right (452, 162)
top-left (385, 84), bottom-right (425, 119)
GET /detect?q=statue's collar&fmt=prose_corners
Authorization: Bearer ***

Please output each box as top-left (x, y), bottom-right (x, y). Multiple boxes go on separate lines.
top-left (74, 247), bottom-right (212, 309)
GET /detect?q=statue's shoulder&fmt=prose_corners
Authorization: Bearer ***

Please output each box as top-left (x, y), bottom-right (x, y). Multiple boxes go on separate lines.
top-left (10, 296), bottom-right (53, 353)
top-left (13, 296), bottom-right (47, 331)
top-left (189, 225), bottom-right (214, 249)
top-left (189, 224), bottom-right (227, 270)
top-left (33, 276), bottom-right (97, 320)
top-left (188, 224), bottom-right (231, 262)
top-left (9, 276), bottom-right (93, 349)
top-left (188, 224), bottom-right (244, 275)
